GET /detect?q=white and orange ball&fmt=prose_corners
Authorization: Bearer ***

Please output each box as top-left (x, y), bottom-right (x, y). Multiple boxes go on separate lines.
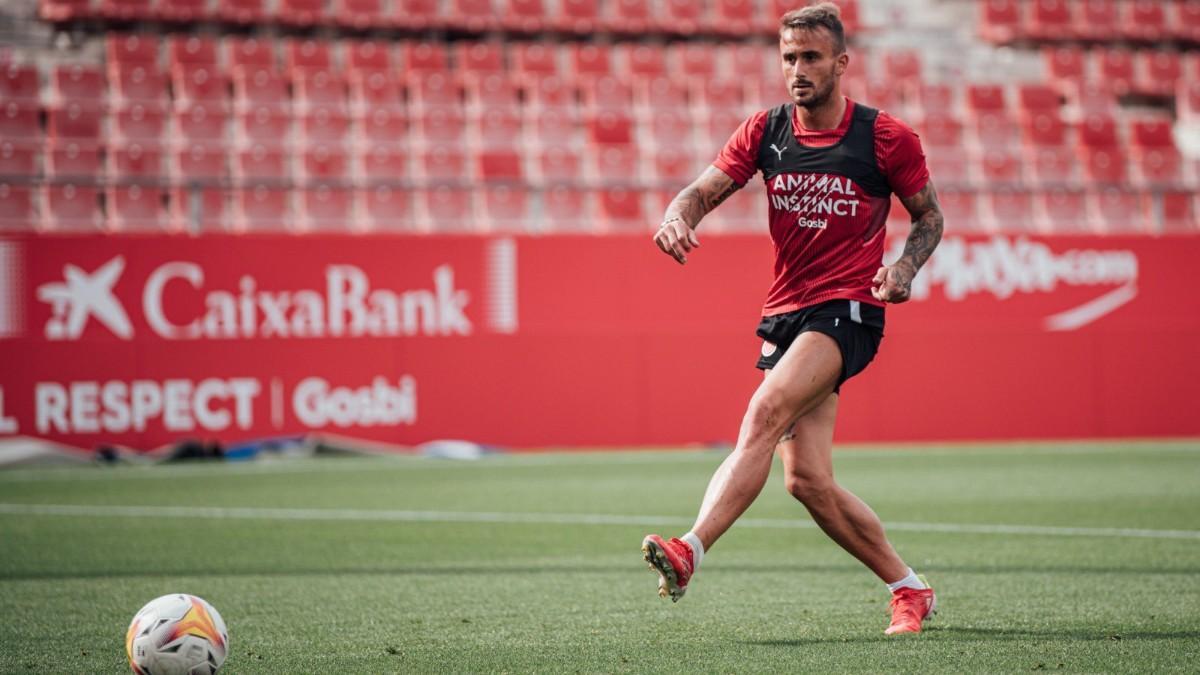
top-left (125, 594), bottom-right (229, 675)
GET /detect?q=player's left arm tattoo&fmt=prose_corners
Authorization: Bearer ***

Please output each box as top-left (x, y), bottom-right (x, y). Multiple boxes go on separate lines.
top-left (896, 181), bottom-right (945, 277)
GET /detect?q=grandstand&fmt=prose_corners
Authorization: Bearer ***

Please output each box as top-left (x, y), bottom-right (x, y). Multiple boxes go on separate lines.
top-left (0, 0), bottom-right (1197, 234)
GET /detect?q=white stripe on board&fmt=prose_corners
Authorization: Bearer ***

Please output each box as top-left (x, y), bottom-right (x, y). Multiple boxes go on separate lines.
top-left (1, 503), bottom-right (1197, 541)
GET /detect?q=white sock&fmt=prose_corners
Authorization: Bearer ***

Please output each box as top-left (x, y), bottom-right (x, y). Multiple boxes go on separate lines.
top-left (885, 568), bottom-right (926, 593)
top-left (681, 531), bottom-right (704, 568)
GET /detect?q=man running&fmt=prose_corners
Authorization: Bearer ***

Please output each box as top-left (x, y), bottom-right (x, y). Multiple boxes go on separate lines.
top-left (642, 3), bottom-right (945, 636)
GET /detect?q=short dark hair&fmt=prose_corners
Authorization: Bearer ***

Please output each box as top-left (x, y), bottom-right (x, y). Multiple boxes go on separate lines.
top-left (779, 2), bottom-right (846, 54)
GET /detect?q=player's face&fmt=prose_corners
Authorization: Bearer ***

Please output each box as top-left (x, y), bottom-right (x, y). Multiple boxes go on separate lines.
top-left (779, 27), bottom-right (847, 109)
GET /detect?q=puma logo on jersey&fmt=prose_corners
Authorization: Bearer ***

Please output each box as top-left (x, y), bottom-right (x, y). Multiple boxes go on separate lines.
top-left (770, 143), bottom-right (787, 161)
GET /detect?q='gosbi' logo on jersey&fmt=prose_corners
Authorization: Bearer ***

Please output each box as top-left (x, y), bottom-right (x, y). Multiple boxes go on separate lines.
top-left (769, 173), bottom-right (861, 230)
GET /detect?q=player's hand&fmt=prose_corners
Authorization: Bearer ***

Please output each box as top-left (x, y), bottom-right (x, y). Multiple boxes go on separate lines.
top-left (653, 218), bottom-right (699, 265)
top-left (871, 261), bottom-right (916, 303)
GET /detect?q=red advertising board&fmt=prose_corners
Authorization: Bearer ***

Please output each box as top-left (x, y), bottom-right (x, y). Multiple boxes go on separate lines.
top-left (0, 232), bottom-right (1196, 450)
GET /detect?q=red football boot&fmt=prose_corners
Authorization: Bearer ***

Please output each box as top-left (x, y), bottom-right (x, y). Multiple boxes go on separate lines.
top-left (885, 579), bottom-right (937, 635)
top-left (641, 534), bottom-right (695, 602)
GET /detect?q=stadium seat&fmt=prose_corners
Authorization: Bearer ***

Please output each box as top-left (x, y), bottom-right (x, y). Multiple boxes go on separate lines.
top-left (500, 0), bottom-right (547, 33)
top-left (1094, 49), bottom-right (1135, 96)
top-left (350, 72), bottom-right (404, 112)
top-left (917, 112), bottom-right (963, 149)
top-left (417, 186), bottom-right (477, 232)
top-left (1022, 110), bottom-right (1068, 147)
top-left (558, 0), bottom-right (601, 33)
top-left (1175, 0), bottom-right (1200, 43)
top-left (529, 108), bottom-right (580, 146)
top-left (455, 41), bottom-right (505, 74)
top-left (286, 39), bottom-right (333, 73)
top-left (619, 44), bottom-right (667, 78)
top-left (1042, 47), bottom-right (1086, 87)
top-left (0, 141), bottom-right (38, 178)
top-left (0, 183), bottom-right (37, 231)
top-left (109, 65), bottom-right (168, 104)
top-left (298, 145), bottom-right (349, 183)
top-left (345, 41), bottom-right (392, 73)
top-left (580, 76), bottom-right (634, 111)
top-left (695, 79), bottom-right (745, 113)
top-left (589, 112), bottom-right (634, 145)
top-left (1028, 146), bottom-right (1079, 187)
top-left (50, 65), bottom-right (105, 105)
top-left (1122, 0), bottom-right (1167, 42)
top-left (359, 185), bottom-right (413, 231)
top-left (297, 106), bottom-right (350, 144)
top-left (1132, 147), bottom-right (1183, 188)
top-left (158, 0), bottom-right (210, 22)
top-left (45, 141), bottom-right (101, 179)
top-left (1016, 85), bottom-right (1061, 114)
top-left (1027, 0), bottom-right (1074, 41)
top-left (409, 72), bottom-right (462, 108)
top-left (107, 185), bottom-right (168, 232)
top-left (170, 143), bottom-right (228, 182)
top-left (39, 0), bottom-right (91, 22)
top-left (233, 185), bottom-right (292, 232)
top-left (394, 0), bottom-right (441, 30)
top-left (1075, 0), bottom-right (1119, 41)
top-left (172, 65), bottom-right (229, 107)
top-left (965, 84), bottom-right (1007, 115)
top-left (234, 106), bottom-right (292, 146)
top-left (668, 43), bottom-right (719, 80)
top-left (569, 44), bottom-right (613, 78)
top-left (1161, 191), bottom-right (1198, 233)
top-left (588, 144), bottom-right (640, 182)
top-left (633, 76), bottom-right (690, 112)
top-left (447, 0), bottom-right (497, 32)
top-left (704, 109), bottom-right (746, 149)
top-left (47, 104), bottom-right (104, 141)
top-left (297, 186), bottom-right (353, 232)
top-left (402, 41), bottom-right (450, 73)
top-left (644, 108), bottom-right (696, 147)
top-left (470, 108), bottom-right (523, 146)
top-left (215, 0), bottom-right (269, 24)
top-left (607, 0), bottom-right (652, 34)
top-left (971, 111), bottom-right (1019, 148)
top-left (1180, 82), bottom-right (1200, 124)
top-left (979, 0), bottom-right (1023, 44)
top-left (542, 186), bottom-right (592, 231)
top-left (357, 106), bottom-right (408, 143)
top-left (709, 0), bottom-right (757, 37)
top-left (168, 36), bottom-right (218, 69)
top-left (883, 50), bottom-right (922, 85)
top-left (1077, 113), bottom-right (1119, 148)
top-left (985, 189), bottom-right (1036, 232)
top-left (1080, 146), bottom-right (1127, 185)
top-left (1134, 51), bottom-right (1182, 98)
top-left (911, 83), bottom-right (956, 116)
top-left (463, 73), bottom-right (522, 110)
top-left (170, 186), bottom-right (229, 232)
top-left (925, 151), bottom-right (971, 190)
top-left (1090, 188), bottom-right (1151, 234)
top-left (100, 0), bottom-right (155, 22)
top-left (596, 187), bottom-right (647, 232)
top-left (933, 190), bottom-right (982, 232)
top-left (232, 145), bottom-right (289, 183)
top-left (512, 43), bottom-right (560, 76)
top-left (293, 70), bottom-right (348, 109)
top-left (355, 145), bottom-right (408, 181)
top-left (42, 183), bottom-right (100, 231)
top-left (412, 108), bottom-right (466, 144)
top-left (225, 37), bottom-right (276, 70)
top-left (656, 0), bottom-right (705, 35)
top-left (0, 65), bottom-right (40, 102)
top-left (279, 0), bottom-right (328, 26)
top-left (532, 147), bottom-right (582, 184)
top-left (1036, 188), bottom-right (1091, 233)
top-left (173, 103), bottom-right (229, 142)
top-left (419, 147), bottom-right (469, 181)
top-left (1129, 119), bottom-right (1175, 149)
top-left (0, 102), bottom-right (42, 139)
top-left (231, 67), bottom-right (289, 109)
top-left (107, 34), bottom-right (160, 69)
top-left (112, 103), bottom-right (166, 142)
top-left (108, 142), bottom-right (163, 179)
top-left (521, 75), bottom-right (575, 109)
top-left (480, 185), bottom-right (531, 232)
top-left (977, 148), bottom-right (1022, 186)
top-left (651, 147), bottom-right (698, 183)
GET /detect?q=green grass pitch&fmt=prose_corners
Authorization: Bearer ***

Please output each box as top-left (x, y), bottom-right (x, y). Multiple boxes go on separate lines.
top-left (1, 441), bottom-right (1198, 673)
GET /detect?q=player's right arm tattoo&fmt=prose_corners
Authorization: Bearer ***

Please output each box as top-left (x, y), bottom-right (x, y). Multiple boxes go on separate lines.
top-left (663, 166), bottom-right (742, 229)
top-left (896, 181), bottom-right (944, 275)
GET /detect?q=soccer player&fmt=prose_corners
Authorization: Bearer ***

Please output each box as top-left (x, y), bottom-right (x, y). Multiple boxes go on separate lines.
top-left (642, 3), bottom-right (944, 635)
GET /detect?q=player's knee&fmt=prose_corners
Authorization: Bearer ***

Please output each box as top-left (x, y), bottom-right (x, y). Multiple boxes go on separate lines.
top-left (785, 471), bottom-right (836, 506)
top-left (745, 388), bottom-right (790, 435)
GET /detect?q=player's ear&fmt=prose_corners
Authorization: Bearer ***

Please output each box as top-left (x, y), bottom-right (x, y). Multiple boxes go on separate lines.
top-left (835, 51), bottom-right (849, 76)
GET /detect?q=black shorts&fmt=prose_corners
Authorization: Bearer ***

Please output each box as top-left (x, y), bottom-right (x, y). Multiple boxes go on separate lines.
top-left (755, 299), bottom-right (885, 392)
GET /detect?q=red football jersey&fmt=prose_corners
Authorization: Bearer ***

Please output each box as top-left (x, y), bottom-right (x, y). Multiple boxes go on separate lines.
top-left (713, 98), bottom-right (930, 315)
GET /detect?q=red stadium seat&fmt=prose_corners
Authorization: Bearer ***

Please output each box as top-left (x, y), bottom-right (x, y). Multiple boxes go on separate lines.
top-left (569, 45), bottom-right (612, 78)
top-left (419, 147), bottom-right (469, 180)
top-left (883, 50), bottom-right (922, 85)
top-left (651, 147), bottom-right (697, 183)
top-left (402, 41), bottom-right (450, 74)
top-left (0, 183), bottom-right (36, 231)
top-left (47, 104), bottom-right (103, 141)
top-left (580, 76), bottom-right (634, 111)
top-left (558, 0), bottom-right (601, 33)
top-left (0, 65), bottom-right (40, 102)
top-left (172, 65), bottom-right (228, 107)
top-left (409, 73), bottom-right (462, 108)
top-left (1042, 47), bottom-right (1086, 87)
top-left (171, 143), bottom-right (228, 182)
top-left (1028, 146), bottom-right (1079, 187)
top-left (394, 0), bottom-right (441, 30)
top-left (1075, 0), bottom-right (1118, 41)
top-left (417, 186), bottom-right (477, 232)
top-left (225, 37), bottom-right (276, 70)
top-left (521, 75), bottom-right (575, 109)
top-left (633, 76), bottom-right (690, 112)
top-left (298, 145), bottom-right (349, 183)
top-left (1134, 51), bottom-right (1182, 98)
top-left (542, 186), bottom-right (592, 231)
top-left (607, 0), bottom-right (652, 34)
top-left (1022, 110), bottom-right (1068, 147)
top-left (231, 67), bottom-right (289, 109)
top-left (934, 190), bottom-right (982, 232)
top-left (480, 185), bottom-right (531, 232)
top-left (1027, 0), bottom-right (1074, 41)
top-left (447, 0), bottom-right (497, 32)
top-left (360, 186), bottom-right (413, 231)
top-left (42, 184), bottom-right (101, 231)
top-left (463, 73), bottom-right (522, 110)
top-left (925, 151), bottom-right (971, 190)
top-left (1094, 49), bottom-right (1135, 96)
top-left (50, 65), bottom-right (104, 105)
top-left (1090, 188), bottom-right (1150, 234)
top-left (512, 43), bottom-right (559, 76)
top-left (979, 0), bottom-right (1023, 44)
top-left (170, 187), bottom-right (229, 232)
top-left (1080, 146), bottom-right (1127, 185)
top-left (297, 106), bottom-right (349, 144)
top-left (286, 39), bottom-right (333, 73)
top-left (108, 142), bottom-right (163, 179)
top-left (704, 108), bottom-right (746, 149)
top-left (1077, 113), bottom-right (1118, 148)
top-left (596, 187), bottom-right (647, 232)
top-left (0, 141), bottom-right (37, 178)
top-left (293, 70), bottom-right (347, 109)
top-left (279, 0), bottom-right (327, 25)
top-left (215, 0), bottom-right (269, 24)
top-left (1016, 85), bottom-right (1061, 113)
top-left (500, 0), bottom-right (547, 33)
top-left (1176, 0), bottom-right (1200, 43)
top-left (724, 43), bottom-right (771, 86)
top-left (357, 107), bottom-right (408, 143)
top-left (656, 0), bottom-right (705, 35)
top-left (668, 43), bottom-right (718, 80)
top-left (173, 103), bottom-right (229, 142)
top-left (356, 145), bottom-right (408, 181)
top-left (107, 34), bottom-right (160, 69)
top-left (709, 0), bottom-right (757, 37)
top-left (971, 111), bottom-right (1019, 148)
top-left (911, 83), bottom-right (956, 116)
top-left (1161, 191), bottom-right (1198, 233)
top-left (476, 148), bottom-right (523, 182)
top-left (233, 185), bottom-right (292, 232)
top-left (470, 108), bottom-right (523, 146)
top-left (645, 108), bottom-right (696, 146)
top-left (107, 185), bottom-right (168, 232)
top-left (232, 145), bottom-right (289, 182)
top-left (109, 65), bottom-right (167, 104)
top-left (112, 103), bottom-right (166, 142)
top-left (158, 0), bottom-right (209, 22)
top-left (619, 44), bottom-right (667, 78)
top-left (234, 106), bottom-right (292, 146)
top-left (1122, 0), bottom-right (1167, 42)
top-left (589, 144), bottom-right (639, 182)
top-left (45, 141), bottom-right (101, 179)
top-left (977, 148), bottom-right (1023, 186)
top-left (0, 102), bottom-right (40, 139)
top-left (1180, 81), bottom-right (1200, 124)
top-left (529, 108), bottom-right (580, 146)
top-left (985, 189), bottom-right (1036, 232)
top-left (695, 79), bottom-right (745, 113)
top-left (298, 186), bottom-right (353, 231)
top-left (1036, 188), bottom-right (1092, 233)
top-left (917, 112), bottom-right (963, 149)
top-left (532, 148), bottom-right (582, 184)
top-left (456, 42), bottom-right (505, 74)
top-left (168, 36), bottom-right (218, 69)
top-left (39, 0), bottom-right (91, 22)
top-left (100, 0), bottom-right (154, 22)
top-left (966, 84), bottom-right (1007, 115)
top-left (1133, 147), bottom-right (1183, 188)
top-left (1129, 119), bottom-right (1175, 149)
top-left (589, 112), bottom-right (634, 145)
top-left (350, 72), bottom-right (404, 112)
top-left (345, 41), bottom-right (392, 73)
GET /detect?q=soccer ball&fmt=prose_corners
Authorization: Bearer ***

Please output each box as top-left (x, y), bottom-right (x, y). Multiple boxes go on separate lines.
top-left (125, 594), bottom-right (229, 675)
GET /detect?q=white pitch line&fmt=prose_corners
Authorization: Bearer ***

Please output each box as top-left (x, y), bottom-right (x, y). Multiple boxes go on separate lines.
top-left (1, 503), bottom-right (1198, 541)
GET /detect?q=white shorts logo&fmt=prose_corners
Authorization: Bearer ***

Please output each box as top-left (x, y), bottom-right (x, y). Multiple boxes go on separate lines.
top-left (761, 341), bottom-right (778, 358)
